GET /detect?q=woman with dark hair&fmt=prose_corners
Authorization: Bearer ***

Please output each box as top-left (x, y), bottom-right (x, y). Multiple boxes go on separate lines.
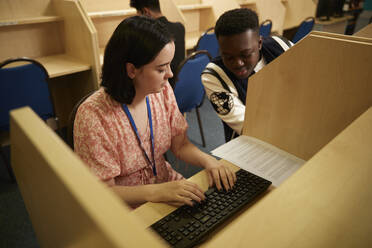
top-left (74, 16), bottom-right (236, 208)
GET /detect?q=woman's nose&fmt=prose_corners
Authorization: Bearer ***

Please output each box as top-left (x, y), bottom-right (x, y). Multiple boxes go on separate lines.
top-left (165, 65), bottom-right (173, 79)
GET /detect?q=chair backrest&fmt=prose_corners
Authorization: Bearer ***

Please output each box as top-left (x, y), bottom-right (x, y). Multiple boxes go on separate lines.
top-left (259, 19), bottom-right (273, 37)
top-left (174, 50), bottom-right (212, 113)
top-left (67, 91), bottom-right (95, 150)
top-left (292, 17), bottom-right (315, 43)
top-left (194, 27), bottom-right (219, 59)
top-left (0, 58), bottom-right (55, 131)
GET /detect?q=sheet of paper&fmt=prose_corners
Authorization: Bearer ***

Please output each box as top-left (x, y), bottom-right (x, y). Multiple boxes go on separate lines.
top-left (211, 136), bottom-right (305, 187)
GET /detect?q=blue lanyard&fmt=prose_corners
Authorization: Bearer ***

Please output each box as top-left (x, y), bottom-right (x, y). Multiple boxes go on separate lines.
top-left (122, 97), bottom-right (157, 176)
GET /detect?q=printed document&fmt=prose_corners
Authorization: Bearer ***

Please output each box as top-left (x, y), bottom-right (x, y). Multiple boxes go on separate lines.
top-left (211, 136), bottom-right (305, 187)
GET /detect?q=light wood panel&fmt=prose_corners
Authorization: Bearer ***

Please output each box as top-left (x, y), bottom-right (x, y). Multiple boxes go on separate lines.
top-left (282, 0), bottom-right (316, 29)
top-left (79, 0), bottom-right (131, 13)
top-left (0, 16), bottom-right (63, 26)
top-left (53, 0), bottom-right (100, 88)
top-left (203, 0), bottom-right (240, 24)
top-left (160, 0), bottom-right (186, 24)
top-left (81, 0), bottom-right (185, 63)
top-left (174, 0), bottom-right (202, 4)
top-left (311, 30), bottom-right (372, 42)
top-left (0, 21), bottom-right (65, 61)
top-left (0, 0), bottom-right (55, 19)
top-left (255, 0), bottom-right (286, 35)
top-left (243, 32), bottom-right (372, 160)
top-left (91, 15), bottom-right (131, 49)
top-left (10, 107), bottom-right (166, 247)
top-left (354, 23), bottom-right (372, 38)
top-left (204, 106), bottom-right (372, 247)
top-left (177, 0), bottom-right (239, 50)
top-left (237, 0), bottom-right (257, 10)
top-left (36, 54), bottom-right (90, 78)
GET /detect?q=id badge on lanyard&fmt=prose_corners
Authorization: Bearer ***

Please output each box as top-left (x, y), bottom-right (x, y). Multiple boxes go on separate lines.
top-left (123, 97), bottom-right (157, 178)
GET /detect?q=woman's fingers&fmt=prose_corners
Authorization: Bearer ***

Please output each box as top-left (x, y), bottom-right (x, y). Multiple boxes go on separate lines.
top-left (207, 171), bottom-right (213, 188)
top-left (209, 166), bottom-right (237, 191)
top-left (218, 168), bottom-right (230, 190)
top-left (225, 167), bottom-right (236, 189)
top-left (183, 182), bottom-right (205, 201)
top-left (211, 169), bottom-right (222, 191)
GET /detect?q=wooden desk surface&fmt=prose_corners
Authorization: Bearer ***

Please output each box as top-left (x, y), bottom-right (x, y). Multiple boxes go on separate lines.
top-left (1, 54), bottom-right (91, 78)
top-left (132, 107), bottom-right (372, 247)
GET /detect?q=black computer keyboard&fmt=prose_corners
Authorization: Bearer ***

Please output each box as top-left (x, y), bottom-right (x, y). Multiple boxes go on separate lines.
top-left (150, 169), bottom-right (272, 248)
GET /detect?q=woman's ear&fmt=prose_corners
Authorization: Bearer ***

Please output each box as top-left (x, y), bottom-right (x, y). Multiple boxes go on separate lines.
top-left (126, 62), bottom-right (136, 79)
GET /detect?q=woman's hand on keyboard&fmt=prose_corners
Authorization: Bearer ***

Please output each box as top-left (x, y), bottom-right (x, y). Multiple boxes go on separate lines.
top-left (204, 157), bottom-right (237, 191)
top-left (147, 180), bottom-right (205, 206)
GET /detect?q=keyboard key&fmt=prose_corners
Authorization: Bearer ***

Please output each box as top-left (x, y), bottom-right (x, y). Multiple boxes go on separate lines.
top-left (200, 215), bottom-right (211, 223)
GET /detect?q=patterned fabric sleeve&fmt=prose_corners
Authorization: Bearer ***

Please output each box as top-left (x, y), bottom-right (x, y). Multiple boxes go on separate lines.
top-left (162, 82), bottom-right (188, 138)
top-left (74, 102), bottom-right (121, 186)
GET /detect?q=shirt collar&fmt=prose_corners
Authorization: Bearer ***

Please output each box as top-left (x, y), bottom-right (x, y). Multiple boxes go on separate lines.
top-left (253, 55), bottom-right (266, 73)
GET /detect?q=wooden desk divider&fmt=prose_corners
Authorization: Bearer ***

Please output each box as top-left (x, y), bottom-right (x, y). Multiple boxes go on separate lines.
top-left (80, 0), bottom-right (185, 64)
top-left (79, 0), bottom-right (136, 65)
top-left (206, 106), bottom-right (372, 247)
top-left (174, 0), bottom-right (239, 51)
top-left (254, 0), bottom-right (286, 35)
top-left (243, 31), bottom-right (372, 160)
top-left (281, 0), bottom-right (316, 30)
top-left (354, 23), bottom-right (372, 38)
top-left (10, 107), bottom-right (166, 248)
top-left (0, 0), bottom-right (100, 126)
top-left (237, 0), bottom-right (285, 35)
top-left (237, 0), bottom-right (315, 34)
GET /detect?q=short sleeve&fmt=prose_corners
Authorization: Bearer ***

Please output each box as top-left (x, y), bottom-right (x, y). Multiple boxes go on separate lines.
top-left (74, 102), bottom-right (121, 185)
top-left (162, 82), bottom-right (188, 138)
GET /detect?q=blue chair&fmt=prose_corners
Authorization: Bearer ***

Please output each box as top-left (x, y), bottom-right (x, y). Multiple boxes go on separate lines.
top-left (259, 19), bottom-right (272, 37)
top-left (292, 17), bottom-right (315, 43)
top-left (174, 50), bottom-right (212, 147)
top-left (194, 27), bottom-right (219, 59)
top-left (0, 57), bottom-right (57, 181)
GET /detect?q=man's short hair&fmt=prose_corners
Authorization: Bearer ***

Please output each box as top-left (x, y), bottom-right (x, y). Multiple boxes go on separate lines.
top-left (215, 8), bottom-right (259, 38)
top-left (130, 0), bottom-right (161, 12)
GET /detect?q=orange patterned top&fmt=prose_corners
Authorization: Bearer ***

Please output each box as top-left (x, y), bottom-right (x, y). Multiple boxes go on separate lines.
top-left (74, 82), bottom-right (186, 191)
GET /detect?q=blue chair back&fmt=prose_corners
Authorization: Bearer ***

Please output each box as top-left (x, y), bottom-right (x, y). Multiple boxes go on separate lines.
top-left (292, 17), bottom-right (315, 43)
top-left (195, 27), bottom-right (219, 59)
top-left (259, 19), bottom-right (272, 37)
top-left (174, 51), bottom-right (212, 113)
top-left (0, 58), bottom-right (55, 131)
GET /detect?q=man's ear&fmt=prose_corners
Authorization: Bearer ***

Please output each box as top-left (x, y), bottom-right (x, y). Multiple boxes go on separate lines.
top-left (126, 62), bottom-right (136, 79)
top-left (142, 7), bottom-right (152, 17)
top-left (258, 35), bottom-right (263, 51)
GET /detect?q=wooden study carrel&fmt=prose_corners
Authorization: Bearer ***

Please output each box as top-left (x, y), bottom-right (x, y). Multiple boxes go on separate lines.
top-left (10, 24), bottom-right (372, 248)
